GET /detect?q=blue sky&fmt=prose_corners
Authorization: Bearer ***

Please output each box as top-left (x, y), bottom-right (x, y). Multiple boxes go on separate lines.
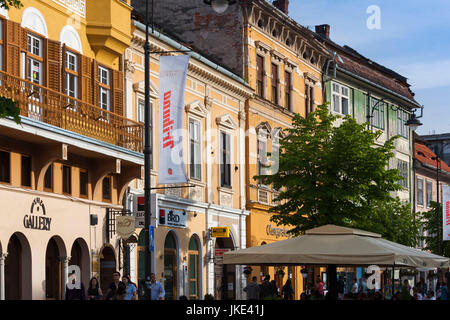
top-left (289, 0), bottom-right (450, 135)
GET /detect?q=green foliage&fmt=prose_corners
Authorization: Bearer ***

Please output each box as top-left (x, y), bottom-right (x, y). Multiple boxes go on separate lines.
top-left (0, 97), bottom-right (21, 124)
top-left (419, 201), bottom-right (450, 258)
top-left (255, 103), bottom-right (412, 239)
top-left (0, 0), bottom-right (22, 10)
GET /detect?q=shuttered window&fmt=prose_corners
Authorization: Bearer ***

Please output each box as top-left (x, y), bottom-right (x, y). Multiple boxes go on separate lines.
top-left (306, 84), bottom-right (315, 116)
top-left (64, 50), bottom-right (79, 99)
top-left (189, 119), bottom-right (201, 180)
top-left (27, 33), bottom-right (43, 85)
top-left (256, 55), bottom-right (264, 97)
top-left (5, 20), bottom-right (21, 77)
top-left (271, 63), bottom-right (278, 105)
top-left (62, 165), bottom-right (72, 195)
top-left (285, 71), bottom-right (291, 110)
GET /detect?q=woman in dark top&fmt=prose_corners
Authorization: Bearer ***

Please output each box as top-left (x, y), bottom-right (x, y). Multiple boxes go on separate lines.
top-left (282, 279), bottom-right (294, 300)
top-left (88, 277), bottom-right (103, 300)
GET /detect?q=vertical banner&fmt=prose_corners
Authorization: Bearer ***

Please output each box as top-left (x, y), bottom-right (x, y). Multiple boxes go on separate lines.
top-left (443, 185), bottom-right (450, 241)
top-left (158, 55), bottom-right (190, 184)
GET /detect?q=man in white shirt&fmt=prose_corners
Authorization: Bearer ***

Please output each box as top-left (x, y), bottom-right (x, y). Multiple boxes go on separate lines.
top-left (351, 278), bottom-right (358, 298)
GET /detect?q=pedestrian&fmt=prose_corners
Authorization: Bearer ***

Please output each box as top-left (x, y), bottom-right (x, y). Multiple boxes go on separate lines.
top-left (399, 279), bottom-right (412, 300)
top-left (440, 274), bottom-right (450, 300)
top-left (315, 276), bottom-right (324, 297)
top-left (122, 275), bottom-right (137, 300)
top-left (125, 274), bottom-right (138, 291)
top-left (259, 275), bottom-right (273, 299)
top-left (384, 279), bottom-right (392, 300)
top-left (416, 277), bottom-right (427, 295)
top-left (243, 276), bottom-right (260, 300)
top-left (351, 277), bottom-right (358, 298)
top-left (358, 277), bottom-right (368, 297)
top-left (65, 271), bottom-right (86, 300)
top-left (270, 280), bottom-right (279, 298)
top-left (412, 287), bottom-right (423, 300)
top-left (87, 277), bottom-right (103, 300)
top-left (149, 273), bottom-right (165, 300)
top-left (105, 271), bottom-right (123, 300)
top-left (337, 275), bottom-right (345, 300)
top-left (281, 278), bottom-right (294, 300)
top-left (425, 290), bottom-right (436, 300)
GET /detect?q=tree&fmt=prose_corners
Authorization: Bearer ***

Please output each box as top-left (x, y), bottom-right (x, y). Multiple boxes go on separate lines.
top-left (0, 0), bottom-right (22, 124)
top-left (419, 201), bottom-right (450, 258)
top-left (257, 103), bottom-right (408, 237)
top-left (0, 0), bottom-right (22, 10)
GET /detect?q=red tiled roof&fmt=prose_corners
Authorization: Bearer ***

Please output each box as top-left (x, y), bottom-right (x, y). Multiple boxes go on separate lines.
top-left (415, 143), bottom-right (450, 173)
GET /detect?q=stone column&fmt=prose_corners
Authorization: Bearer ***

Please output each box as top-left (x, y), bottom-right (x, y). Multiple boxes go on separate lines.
top-left (60, 256), bottom-right (71, 300)
top-left (0, 253), bottom-right (7, 300)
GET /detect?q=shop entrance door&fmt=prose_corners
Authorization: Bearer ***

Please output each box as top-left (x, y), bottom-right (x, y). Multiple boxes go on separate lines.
top-left (5, 234), bottom-right (21, 300)
top-left (100, 246), bottom-right (116, 294)
top-left (45, 238), bottom-right (61, 300)
top-left (164, 232), bottom-right (177, 300)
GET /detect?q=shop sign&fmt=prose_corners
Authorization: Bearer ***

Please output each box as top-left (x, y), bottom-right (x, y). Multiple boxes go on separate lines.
top-left (214, 249), bottom-right (230, 257)
top-left (159, 208), bottom-right (187, 228)
top-left (266, 224), bottom-right (289, 238)
top-left (116, 216), bottom-right (135, 239)
top-left (211, 227), bottom-right (230, 238)
top-left (23, 197), bottom-right (51, 231)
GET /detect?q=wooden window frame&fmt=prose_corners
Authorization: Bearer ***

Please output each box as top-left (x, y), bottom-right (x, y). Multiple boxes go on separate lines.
top-left (220, 131), bottom-right (231, 188)
top-left (64, 49), bottom-right (80, 100)
top-left (371, 98), bottom-right (385, 130)
top-left (426, 179), bottom-right (433, 208)
top-left (331, 82), bottom-right (349, 115)
top-left (21, 154), bottom-right (32, 188)
top-left (0, 149), bottom-right (11, 184)
top-left (102, 175), bottom-right (112, 203)
top-left (26, 31), bottom-right (44, 85)
top-left (417, 177), bottom-right (424, 206)
top-left (62, 164), bottom-right (72, 195)
top-left (44, 163), bottom-right (53, 192)
top-left (189, 118), bottom-right (202, 181)
top-left (271, 63), bottom-right (278, 105)
top-left (284, 71), bottom-right (291, 111)
top-left (98, 65), bottom-right (111, 112)
top-left (79, 168), bottom-right (88, 199)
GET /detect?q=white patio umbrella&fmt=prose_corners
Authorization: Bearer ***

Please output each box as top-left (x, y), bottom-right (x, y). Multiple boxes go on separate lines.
top-left (223, 225), bottom-right (449, 268)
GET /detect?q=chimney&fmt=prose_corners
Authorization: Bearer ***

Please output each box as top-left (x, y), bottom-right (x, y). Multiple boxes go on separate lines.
top-left (315, 24), bottom-right (330, 39)
top-left (273, 0), bottom-right (289, 15)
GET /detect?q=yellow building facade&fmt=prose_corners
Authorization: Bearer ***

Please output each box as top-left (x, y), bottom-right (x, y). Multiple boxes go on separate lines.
top-left (0, 0), bottom-right (144, 300)
top-left (243, 0), bottom-right (329, 299)
top-left (124, 20), bottom-right (253, 300)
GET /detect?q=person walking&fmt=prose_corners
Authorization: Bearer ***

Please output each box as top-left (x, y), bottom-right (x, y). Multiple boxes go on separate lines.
top-left (149, 273), bottom-right (165, 300)
top-left (281, 278), bottom-right (294, 300)
top-left (105, 271), bottom-right (123, 300)
top-left (243, 276), bottom-right (260, 300)
top-left (87, 277), bottom-right (103, 300)
top-left (270, 280), bottom-right (279, 298)
top-left (122, 275), bottom-right (137, 300)
top-left (440, 274), bottom-right (450, 300)
top-left (399, 279), bottom-right (412, 300)
top-left (65, 271), bottom-right (86, 300)
top-left (425, 290), bottom-right (436, 300)
top-left (351, 277), bottom-right (358, 298)
top-left (358, 277), bottom-right (368, 297)
top-left (259, 275), bottom-right (273, 300)
top-left (337, 275), bottom-right (345, 300)
top-left (315, 276), bottom-right (325, 297)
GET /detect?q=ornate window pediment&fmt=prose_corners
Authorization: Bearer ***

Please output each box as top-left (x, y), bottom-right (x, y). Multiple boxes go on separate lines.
top-left (255, 122), bottom-right (272, 137)
top-left (255, 40), bottom-right (272, 54)
top-left (216, 114), bottom-right (237, 130)
top-left (185, 100), bottom-right (209, 118)
top-left (133, 80), bottom-right (158, 98)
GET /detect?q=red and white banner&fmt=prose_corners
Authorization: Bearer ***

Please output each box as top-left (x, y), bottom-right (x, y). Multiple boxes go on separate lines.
top-left (443, 185), bottom-right (450, 241)
top-left (158, 55), bottom-right (190, 184)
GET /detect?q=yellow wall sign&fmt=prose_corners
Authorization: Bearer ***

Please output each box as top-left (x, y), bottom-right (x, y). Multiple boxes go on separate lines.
top-left (211, 227), bottom-right (230, 238)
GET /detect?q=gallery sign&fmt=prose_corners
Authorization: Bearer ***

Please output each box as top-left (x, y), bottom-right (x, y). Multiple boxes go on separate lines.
top-left (443, 185), bottom-right (450, 241)
top-left (24, 197), bottom-right (52, 231)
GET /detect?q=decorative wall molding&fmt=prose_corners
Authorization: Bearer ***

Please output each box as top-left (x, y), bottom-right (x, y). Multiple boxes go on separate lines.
top-left (53, 0), bottom-right (86, 18)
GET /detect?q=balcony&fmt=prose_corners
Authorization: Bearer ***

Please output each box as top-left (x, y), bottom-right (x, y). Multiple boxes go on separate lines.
top-left (0, 70), bottom-right (143, 153)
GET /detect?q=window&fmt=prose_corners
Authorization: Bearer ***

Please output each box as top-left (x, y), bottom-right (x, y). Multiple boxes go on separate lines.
top-left (188, 237), bottom-right (200, 300)
top-left (27, 33), bottom-right (43, 85)
top-left (189, 119), bottom-right (201, 180)
top-left (256, 55), bottom-right (264, 98)
top-left (271, 63), bottom-right (278, 105)
top-left (285, 71), bottom-right (291, 110)
top-left (98, 66), bottom-right (110, 111)
top-left (331, 82), bottom-right (349, 115)
top-left (371, 98), bottom-right (385, 130)
top-left (397, 109), bottom-right (409, 139)
top-left (397, 159), bottom-right (408, 189)
top-left (417, 177), bottom-right (424, 206)
top-left (65, 51), bottom-right (79, 99)
top-left (80, 169), bottom-right (88, 198)
top-left (44, 164), bottom-right (52, 191)
top-left (102, 176), bottom-right (112, 201)
top-left (21, 155), bottom-right (32, 187)
top-left (257, 129), bottom-right (269, 186)
top-left (62, 165), bottom-right (72, 194)
top-left (426, 180), bottom-right (433, 208)
top-left (220, 131), bottom-right (231, 188)
top-left (137, 98), bottom-right (145, 123)
top-left (305, 84), bottom-right (315, 116)
top-left (0, 150), bottom-right (10, 183)
top-left (0, 20), bottom-right (3, 71)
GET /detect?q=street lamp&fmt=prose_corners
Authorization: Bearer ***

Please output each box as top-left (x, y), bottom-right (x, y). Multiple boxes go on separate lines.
top-left (203, 0), bottom-right (237, 14)
top-left (406, 112), bottom-right (423, 132)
